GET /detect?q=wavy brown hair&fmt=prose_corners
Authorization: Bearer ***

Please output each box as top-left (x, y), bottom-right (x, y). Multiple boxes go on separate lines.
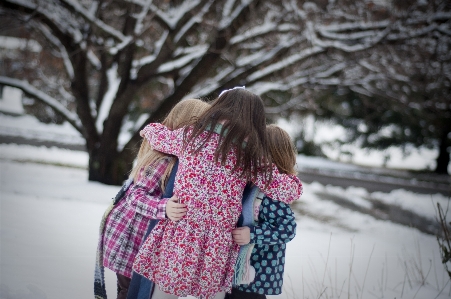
top-left (129, 99), bottom-right (211, 189)
top-left (266, 124), bottom-right (297, 175)
top-left (183, 89), bottom-right (272, 185)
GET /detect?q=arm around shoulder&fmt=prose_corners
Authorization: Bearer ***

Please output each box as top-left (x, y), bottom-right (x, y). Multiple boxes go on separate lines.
top-left (140, 123), bottom-right (184, 156)
top-left (253, 165), bottom-right (303, 205)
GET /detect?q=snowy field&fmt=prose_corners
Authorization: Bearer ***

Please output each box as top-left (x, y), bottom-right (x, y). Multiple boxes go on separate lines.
top-left (0, 113), bottom-right (450, 299)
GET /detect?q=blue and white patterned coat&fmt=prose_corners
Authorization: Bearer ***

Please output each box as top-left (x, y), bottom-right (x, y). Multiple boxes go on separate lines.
top-left (235, 192), bottom-right (297, 295)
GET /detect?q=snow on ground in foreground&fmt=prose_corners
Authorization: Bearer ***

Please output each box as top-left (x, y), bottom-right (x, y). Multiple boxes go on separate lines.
top-left (1, 145), bottom-right (450, 299)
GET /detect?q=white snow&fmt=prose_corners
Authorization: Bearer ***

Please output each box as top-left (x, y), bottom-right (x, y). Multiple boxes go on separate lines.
top-left (96, 64), bottom-right (121, 133)
top-left (0, 114), bottom-right (84, 146)
top-left (0, 77), bottom-right (82, 130)
top-left (0, 113), bottom-right (450, 299)
top-left (0, 86), bottom-right (24, 115)
top-left (0, 36), bottom-right (42, 52)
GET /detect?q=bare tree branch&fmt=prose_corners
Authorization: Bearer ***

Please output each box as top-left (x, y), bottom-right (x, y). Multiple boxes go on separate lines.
top-left (0, 76), bottom-right (82, 133)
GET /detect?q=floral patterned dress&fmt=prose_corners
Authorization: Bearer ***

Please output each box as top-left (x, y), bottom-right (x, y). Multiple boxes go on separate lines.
top-left (133, 124), bottom-right (303, 299)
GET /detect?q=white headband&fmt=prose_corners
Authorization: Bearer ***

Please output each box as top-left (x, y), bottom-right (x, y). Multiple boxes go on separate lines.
top-left (219, 86), bottom-right (245, 97)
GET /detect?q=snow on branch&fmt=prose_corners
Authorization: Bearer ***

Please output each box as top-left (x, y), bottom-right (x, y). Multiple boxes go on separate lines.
top-left (248, 81), bottom-right (288, 95)
top-left (307, 21), bottom-right (391, 52)
top-left (157, 46), bottom-right (208, 74)
top-left (60, 0), bottom-right (129, 42)
top-left (174, 0), bottom-right (214, 43)
top-left (219, 0), bottom-right (252, 30)
top-left (5, 0), bottom-right (84, 44)
top-left (0, 76), bottom-right (82, 131)
top-left (87, 50), bottom-right (101, 70)
top-left (318, 20), bottom-right (390, 33)
top-left (247, 46), bottom-right (324, 82)
top-left (318, 29), bottom-right (385, 41)
top-left (358, 60), bottom-right (381, 73)
top-left (264, 93), bottom-right (308, 114)
top-left (109, 36), bottom-right (134, 55)
top-left (35, 69), bottom-right (74, 104)
top-left (222, 0), bottom-right (236, 20)
top-left (387, 23), bottom-right (439, 40)
top-left (438, 24), bottom-right (451, 36)
top-left (146, 0), bottom-right (201, 30)
top-left (236, 39), bottom-right (296, 70)
top-left (315, 63), bottom-right (347, 78)
top-left (230, 22), bottom-right (299, 45)
top-left (133, 0), bottom-right (152, 35)
top-left (35, 23), bottom-right (74, 79)
top-left (96, 64), bottom-right (121, 133)
top-left (131, 30), bottom-right (169, 78)
top-left (184, 66), bottom-right (236, 98)
top-left (350, 85), bottom-right (374, 98)
top-left (124, 0), bottom-right (169, 29)
top-left (289, 0), bottom-right (306, 21)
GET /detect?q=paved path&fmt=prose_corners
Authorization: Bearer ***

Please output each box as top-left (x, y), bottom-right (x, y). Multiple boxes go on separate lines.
top-left (298, 170), bottom-right (450, 197)
top-left (0, 135), bottom-right (85, 151)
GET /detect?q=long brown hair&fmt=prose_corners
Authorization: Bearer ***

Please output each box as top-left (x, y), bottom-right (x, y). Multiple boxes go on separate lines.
top-left (183, 88), bottom-right (272, 185)
top-left (266, 124), bottom-right (297, 175)
top-left (129, 99), bottom-right (211, 189)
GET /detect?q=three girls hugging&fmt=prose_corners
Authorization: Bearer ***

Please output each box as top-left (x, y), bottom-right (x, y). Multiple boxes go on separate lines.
top-left (95, 87), bottom-right (303, 299)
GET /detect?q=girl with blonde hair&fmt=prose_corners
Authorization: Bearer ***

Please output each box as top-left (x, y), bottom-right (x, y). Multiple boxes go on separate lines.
top-left (95, 99), bottom-right (210, 299)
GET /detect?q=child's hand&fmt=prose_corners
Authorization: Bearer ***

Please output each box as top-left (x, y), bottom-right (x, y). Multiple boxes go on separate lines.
top-left (232, 227), bottom-right (250, 245)
top-left (166, 196), bottom-right (187, 221)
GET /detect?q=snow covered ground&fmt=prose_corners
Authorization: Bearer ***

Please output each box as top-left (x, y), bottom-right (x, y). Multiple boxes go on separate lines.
top-left (0, 113), bottom-right (450, 299)
top-left (1, 144), bottom-right (450, 299)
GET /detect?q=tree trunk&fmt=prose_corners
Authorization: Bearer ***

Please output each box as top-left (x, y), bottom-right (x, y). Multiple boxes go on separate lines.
top-left (435, 125), bottom-right (450, 175)
top-left (88, 146), bottom-right (136, 185)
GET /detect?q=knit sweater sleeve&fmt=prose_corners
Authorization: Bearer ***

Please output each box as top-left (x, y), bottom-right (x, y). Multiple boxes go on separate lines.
top-left (252, 164), bottom-right (303, 204)
top-left (140, 123), bottom-right (184, 157)
top-left (126, 158), bottom-right (171, 219)
top-left (249, 196), bottom-right (297, 246)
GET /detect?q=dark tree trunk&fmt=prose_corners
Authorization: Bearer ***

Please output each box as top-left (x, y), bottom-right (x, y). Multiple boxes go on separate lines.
top-left (88, 146), bottom-right (137, 185)
top-left (435, 125), bottom-right (450, 174)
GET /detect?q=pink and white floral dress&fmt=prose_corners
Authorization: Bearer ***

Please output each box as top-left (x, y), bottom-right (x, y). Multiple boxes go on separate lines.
top-left (133, 123), bottom-right (302, 299)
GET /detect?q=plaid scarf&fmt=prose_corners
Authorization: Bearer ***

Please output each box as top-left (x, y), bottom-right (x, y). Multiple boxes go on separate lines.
top-left (233, 185), bottom-right (261, 285)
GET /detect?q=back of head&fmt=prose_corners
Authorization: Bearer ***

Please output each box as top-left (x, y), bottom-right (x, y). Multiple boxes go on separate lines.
top-left (163, 98), bottom-right (211, 130)
top-left (266, 124), bottom-right (297, 175)
top-left (186, 88), bottom-right (272, 184)
top-left (131, 99), bottom-right (210, 183)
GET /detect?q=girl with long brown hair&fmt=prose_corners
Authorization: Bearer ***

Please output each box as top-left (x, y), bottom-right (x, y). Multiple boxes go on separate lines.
top-left (133, 88), bottom-right (303, 299)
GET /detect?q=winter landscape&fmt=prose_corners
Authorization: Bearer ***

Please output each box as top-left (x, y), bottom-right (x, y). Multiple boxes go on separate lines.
top-left (1, 1), bottom-right (450, 299)
top-left (1, 113), bottom-right (450, 299)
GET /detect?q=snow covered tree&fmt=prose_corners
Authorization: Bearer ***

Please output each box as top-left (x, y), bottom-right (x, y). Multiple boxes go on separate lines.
top-left (263, 0), bottom-right (451, 174)
top-left (1, 0), bottom-right (450, 184)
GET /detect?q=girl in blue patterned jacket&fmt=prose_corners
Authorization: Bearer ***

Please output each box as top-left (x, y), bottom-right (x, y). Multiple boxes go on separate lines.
top-left (229, 124), bottom-right (298, 299)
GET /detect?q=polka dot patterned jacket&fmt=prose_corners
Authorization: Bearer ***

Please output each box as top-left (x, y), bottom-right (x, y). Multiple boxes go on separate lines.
top-left (236, 191), bottom-right (297, 295)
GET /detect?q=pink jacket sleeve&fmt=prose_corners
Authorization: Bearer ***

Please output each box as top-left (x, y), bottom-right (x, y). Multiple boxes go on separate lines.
top-left (252, 165), bottom-right (303, 204)
top-left (140, 123), bottom-right (185, 157)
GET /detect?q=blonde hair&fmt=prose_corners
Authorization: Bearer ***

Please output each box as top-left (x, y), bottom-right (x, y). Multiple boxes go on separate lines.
top-left (266, 124), bottom-right (297, 175)
top-left (129, 99), bottom-right (211, 189)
